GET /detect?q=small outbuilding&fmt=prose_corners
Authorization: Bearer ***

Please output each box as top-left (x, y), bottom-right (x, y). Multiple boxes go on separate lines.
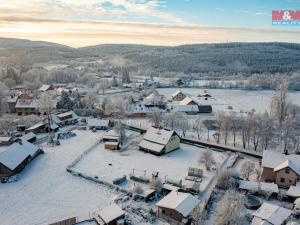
top-left (87, 118), bottom-right (111, 130)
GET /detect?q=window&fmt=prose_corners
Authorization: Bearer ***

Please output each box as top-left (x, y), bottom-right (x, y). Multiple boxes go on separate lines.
top-left (280, 178), bottom-right (285, 183)
top-left (285, 168), bottom-right (290, 174)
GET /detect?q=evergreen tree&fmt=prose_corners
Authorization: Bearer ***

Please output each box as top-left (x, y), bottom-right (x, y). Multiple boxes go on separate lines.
top-left (56, 91), bottom-right (73, 110)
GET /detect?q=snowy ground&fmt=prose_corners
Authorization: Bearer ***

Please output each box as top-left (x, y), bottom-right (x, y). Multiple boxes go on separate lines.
top-left (0, 130), bottom-right (117, 225)
top-left (75, 140), bottom-right (229, 192)
top-left (157, 88), bottom-right (300, 114)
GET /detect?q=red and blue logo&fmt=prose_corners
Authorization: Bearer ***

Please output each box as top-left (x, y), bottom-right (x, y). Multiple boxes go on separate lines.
top-left (272, 10), bottom-right (300, 25)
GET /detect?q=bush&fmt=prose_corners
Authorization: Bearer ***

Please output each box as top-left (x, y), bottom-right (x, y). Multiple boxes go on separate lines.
top-left (216, 170), bottom-right (237, 190)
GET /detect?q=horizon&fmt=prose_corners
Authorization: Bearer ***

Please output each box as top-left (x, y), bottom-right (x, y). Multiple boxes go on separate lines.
top-left (1, 0), bottom-right (300, 47)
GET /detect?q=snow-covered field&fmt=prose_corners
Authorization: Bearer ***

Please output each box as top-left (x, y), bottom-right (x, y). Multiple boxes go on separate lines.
top-left (0, 130), bottom-right (116, 225)
top-left (157, 88), bottom-right (300, 114)
top-left (75, 142), bottom-right (228, 192)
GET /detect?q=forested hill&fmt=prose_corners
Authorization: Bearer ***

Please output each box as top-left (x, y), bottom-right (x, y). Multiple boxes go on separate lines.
top-left (1, 37), bottom-right (300, 75)
top-left (81, 42), bottom-right (300, 75)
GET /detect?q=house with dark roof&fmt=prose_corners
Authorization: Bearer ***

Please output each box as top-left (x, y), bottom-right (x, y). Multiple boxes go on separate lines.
top-left (139, 127), bottom-right (180, 156)
top-left (260, 151), bottom-right (300, 188)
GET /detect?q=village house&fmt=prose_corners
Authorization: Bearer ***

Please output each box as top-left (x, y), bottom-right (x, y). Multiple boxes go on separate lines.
top-left (0, 141), bottom-right (43, 177)
top-left (139, 127), bottom-right (180, 156)
top-left (251, 202), bottom-right (292, 225)
top-left (172, 90), bottom-right (186, 101)
top-left (260, 151), bottom-right (300, 188)
top-left (6, 95), bottom-right (19, 113)
top-left (15, 98), bottom-right (39, 115)
top-left (95, 204), bottom-right (125, 225)
top-left (156, 191), bottom-right (200, 225)
top-left (52, 111), bottom-right (79, 126)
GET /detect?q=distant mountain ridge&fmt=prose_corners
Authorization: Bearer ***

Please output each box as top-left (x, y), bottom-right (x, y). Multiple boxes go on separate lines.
top-left (0, 37), bottom-right (300, 74)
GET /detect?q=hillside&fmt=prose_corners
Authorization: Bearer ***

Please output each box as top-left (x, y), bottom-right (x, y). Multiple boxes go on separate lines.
top-left (1, 37), bottom-right (300, 75)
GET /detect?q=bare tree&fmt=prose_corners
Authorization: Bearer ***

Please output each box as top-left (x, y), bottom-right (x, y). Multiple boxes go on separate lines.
top-left (99, 79), bottom-right (110, 95)
top-left (132, 184), bottom-right (143, 194)
top-left (150, 178), bottom-right (163, 193)
top-left (271, 82), bottom-right (291, 126)
top-left (149, 108), bottom-right (163, 127)
top-left (193, 117), bottom-right (203, 140)
top-left (216, 170), bottom-right (237, 190)
top-left (214, 189), bottom-right (245, 225)
top-left (240, 161), bottom-right (255, 180)
top-left (198, 149), bottom-right (215, 171)
top-left (230, 113), bottom-right (239, 147)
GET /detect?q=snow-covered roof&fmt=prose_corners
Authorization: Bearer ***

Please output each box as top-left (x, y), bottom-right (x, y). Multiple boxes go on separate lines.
top-left (0, 137), bottom-right (11, 142)
top-left (239, 180), bottom-right (259, 192)
top-left (0, 141), bottom-right (40, 171)
top-left (146, 92), bottom-right (159, 100)
top-left (139, 140), bottom-right (165, 153)
top-left (26, 122), bottom-right (44, 131)
top-left (156, 191), bottom-right (200, 217)
top-left (6, 95), bottom-right (18, 103)
top-left (252, 203), bottom-right (292, 225)
top-left (274, 160), bottom-right (300, 175)
top-left (52, 111), bottom-right (79, 124)
top-left (78, 87), bottom-right (97, 95)
top-left (169, 104), bottom-right (199, 112)
top-left (143, 127), bottom-right (176, 146)
top-left (180, 97), bottom-right (197, 105)
top-left (21, 132), bottom-right (36, 142)
top-left (87, 118), bottom-right (110, 127)
top-left (163, 183), bottom-right (179, 192)
top-left (39, 84), bottom-right (51, 92)
top-left (261, 182), bottom-right (279, 194)
top-left (171, 90), bottom-right (184, 98)
top-left (286, 185), bottom-right (300, 198)
top-left (98, 204), bottom-right (124, 224)
top-left (262, 151), bottom-right (300, 175)
top-left (15, 99), bottom-right (38, 109)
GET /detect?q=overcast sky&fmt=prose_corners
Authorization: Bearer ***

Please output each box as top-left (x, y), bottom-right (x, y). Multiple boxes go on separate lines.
top-left (1, 0), bottom-right (300, 47)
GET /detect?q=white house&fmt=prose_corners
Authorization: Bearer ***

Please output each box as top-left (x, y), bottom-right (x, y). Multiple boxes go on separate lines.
top-left (87, 118), bottom-right (110, 130)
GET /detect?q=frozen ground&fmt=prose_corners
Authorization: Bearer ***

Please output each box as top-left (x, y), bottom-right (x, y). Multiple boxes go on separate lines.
top-left (0, 130), bottom-right (116, 225)
top-left (75, 141), bottom-right (228, 192)
top-left (157, 88), bottom-right (300, 114)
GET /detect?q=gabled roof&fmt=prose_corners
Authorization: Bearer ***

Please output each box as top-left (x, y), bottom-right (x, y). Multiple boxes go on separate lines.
top-left (39, 84), bottom-right (51, 92)
top-left (172, 90), bottom-right (184, 98)
top-left (98, 204), bottom-right (124, 224)
top-left (20, 132), bottom-right (36, 142)
top-left (252, 203), bottom-right (292, 225)
top-left (15, 99), bottom-right (38, 109)
top-left (180, 97), bottom-right (197, 106)
top-left (156, 191), bottom-right (200, 217)
top-left (262, 151), bottom-right (300, 175)
top-left (274, 160), bottom-right (300, 175)
top-left (143, 127), bottom-right (177, 145)
top-left (0, 141), bottom-right (40, 171)
top-left (286, 185), bottom-right (300, 198)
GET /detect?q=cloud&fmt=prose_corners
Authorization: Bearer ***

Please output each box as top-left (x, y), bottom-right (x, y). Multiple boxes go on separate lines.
top-left (0, 16), bottom-right (299, 47)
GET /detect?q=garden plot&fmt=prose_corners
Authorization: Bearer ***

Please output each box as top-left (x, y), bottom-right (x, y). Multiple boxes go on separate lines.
top-left (0, 130), bottom-right (115, 225)
top-left (75, 142), bottom-right (229, 192)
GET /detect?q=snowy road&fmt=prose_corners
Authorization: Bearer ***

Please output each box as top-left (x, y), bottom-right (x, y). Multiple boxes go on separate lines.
top-left (0, 131), bottom-right (114, 225)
